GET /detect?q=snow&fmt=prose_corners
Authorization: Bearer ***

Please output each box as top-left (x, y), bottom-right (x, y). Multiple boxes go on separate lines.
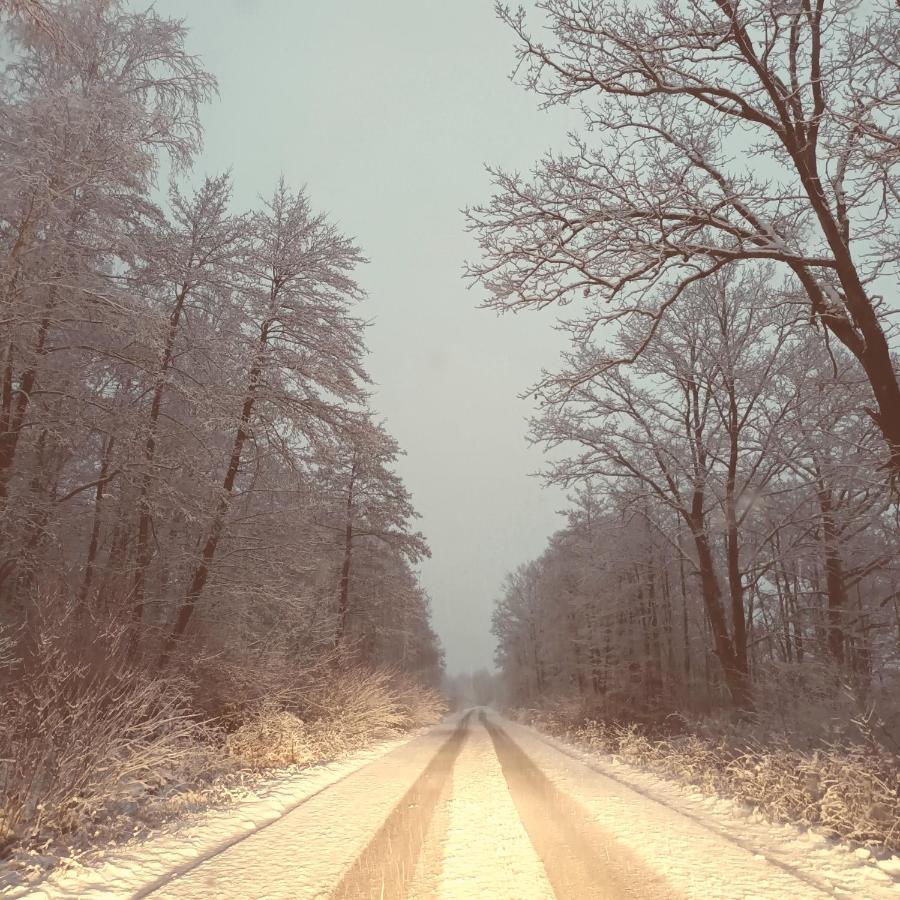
top-left (7, 710), bottom-right (898, 899)
top-left (436, 715), bottom-right (554, 899)
top-left (503, 713), bottom-right (900, 899)
top-left (145, 721), bottom-right (459, 899)
top-left (3, 731), bottom-right (423, 900)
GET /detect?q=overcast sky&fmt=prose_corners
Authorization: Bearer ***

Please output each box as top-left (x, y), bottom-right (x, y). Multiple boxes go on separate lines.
top-left (153, 0), bottom-right (575, 674)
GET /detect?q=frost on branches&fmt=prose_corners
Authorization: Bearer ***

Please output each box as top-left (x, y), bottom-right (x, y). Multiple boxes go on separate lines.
top-left (0, 0), bottom-right (443, 864)
top-left (468, 0), bottom-right (900, 473)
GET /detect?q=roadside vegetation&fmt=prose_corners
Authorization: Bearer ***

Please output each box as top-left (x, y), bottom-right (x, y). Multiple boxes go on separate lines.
top-left (476, 0), bottom-right (900, 854)
top-left (517, 702), bottom-right (900, 853)
top-left (1, 594), bottom-right (444, 868)
top-left (0, 0), bottom-right (444, 872)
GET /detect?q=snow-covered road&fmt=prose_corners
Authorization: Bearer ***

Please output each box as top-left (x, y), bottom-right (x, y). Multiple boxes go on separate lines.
top-left (12, 710), bottom-right (899, 899)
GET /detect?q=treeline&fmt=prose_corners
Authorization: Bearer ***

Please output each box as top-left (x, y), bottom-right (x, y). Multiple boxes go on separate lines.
top-left (493, 277), bottom-right (899, 718)
top-left (0, 0), bottom-right (445, 857)
top-left (473, 0), bottom-right (900, 722)
top-left (0, 0), bottom-right (442, 680)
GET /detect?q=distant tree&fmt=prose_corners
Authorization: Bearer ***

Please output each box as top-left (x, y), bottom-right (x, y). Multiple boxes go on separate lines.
top-left (314, 415), bottom-right (429, 648)
top-left (471, 668), bottom-right (497, 706)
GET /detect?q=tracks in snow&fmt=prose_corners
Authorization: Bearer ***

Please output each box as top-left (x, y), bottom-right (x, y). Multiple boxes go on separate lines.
top-left (125, 710), bottom-right (876, 899)
top-left (484, 713), bottom-right (675, 900)
top-left (331, 712), bottom-right (470, 899)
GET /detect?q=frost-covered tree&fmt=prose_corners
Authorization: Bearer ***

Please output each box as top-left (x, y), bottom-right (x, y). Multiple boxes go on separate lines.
top-left (0, 0), bottom-right (215, 503)
top-left (0, 2), bottom-right (443, 693)
top-left (312, 414), bottom-right (429, 647)
top-left (500, 265), bottom-right (900, 713)
top-left (531, 273), bottom-right (806, 706)
top-left (165, 181), bottom-right (369, 654)
top-left (129, 173), bottom-right (247, 623)
top-left (469, 0), bottom-right (900, 474)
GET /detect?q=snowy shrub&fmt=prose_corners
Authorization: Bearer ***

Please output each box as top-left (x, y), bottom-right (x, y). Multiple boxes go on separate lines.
top-left (307, 667), bottom-right (444, 757)
top-left (220, 667), bottom-right (445, 771)
top-left (520, 703), bottom-right (900, 852)
top-left (386, 673), bottom-right (447, 729)
top-left (0, 597), bottom-right (200, 855)
top-left (0, 591), bottom-right (444, 864)
top-left (225, 702), bottom-right (312, 768)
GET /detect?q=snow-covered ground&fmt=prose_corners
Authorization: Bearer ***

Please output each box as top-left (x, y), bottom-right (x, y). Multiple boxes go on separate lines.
top-left (2, 731), bottom-right (424, 899)
top-left (5, 709), bottom-right (898, 899)
top-left (500, 714), bottom-right (900, 899)
top-left (435, 716), bottom-right (554, 899)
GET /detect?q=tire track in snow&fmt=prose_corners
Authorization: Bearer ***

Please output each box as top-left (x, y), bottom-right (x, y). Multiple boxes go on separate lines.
top-left (329, 711), bottom-right (471, 899)
top-left (130, 757), bottom-right (385, 899)
top-left (144, 719), bottom-right (465, 899)
top-left (484, 713), bottom-right (677, 899)
top-left (499, 716), bottom-right (836, 898)
top-left (519, 723), bottom-right (840, 897)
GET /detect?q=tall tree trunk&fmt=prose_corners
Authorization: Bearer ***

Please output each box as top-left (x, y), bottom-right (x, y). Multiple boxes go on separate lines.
top-left (789, 569), bottom-right (805, 664)
top-left (335, 461), bottom-right (356, 647)
top-left (687, 511), bottom-right (751, 710)
top-left (133, 285), bottom-right (190, 624)
top-left (160, 319), bottom-right (271, 665)
top-left (772, 552), bottom-right (792, 663)
top-left (566, 604), bottom-right (586, 697)
top-left (677, 523), bottom-right (691, 683)
top-left (0, 309), bottom-right (52, 500)
top-left (815, 468), bottom-right (848, 668)
top-left (723, 393), bottom-right (749, 676)
top-left (78, 434), bottom-right (115, 607)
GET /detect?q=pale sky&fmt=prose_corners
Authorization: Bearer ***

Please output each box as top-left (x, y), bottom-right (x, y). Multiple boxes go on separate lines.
top-left (153, 0), bottom-right (573, 673)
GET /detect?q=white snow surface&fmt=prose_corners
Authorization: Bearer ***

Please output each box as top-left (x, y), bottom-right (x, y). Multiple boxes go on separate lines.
top-left (145, 720), bottom-right (460, 899)
top-left (6, 710), bottom-right (899, 899)
top-left (437, 716), bottom-right (554, 899)
top-left (3, 731), bottom-right (421, 900)
top-left (503, 714), bottom-right (900, 899)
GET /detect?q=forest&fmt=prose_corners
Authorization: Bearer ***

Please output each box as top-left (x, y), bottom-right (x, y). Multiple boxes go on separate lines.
top-left (0, 0), bottom-right (443, 859)
top-left (475, 0), bottom-right (900, 850)
top-left (2, 0), bottom-right (900, 881)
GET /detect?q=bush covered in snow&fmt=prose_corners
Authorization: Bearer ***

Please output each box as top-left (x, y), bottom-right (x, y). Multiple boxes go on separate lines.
top-left (0, 606), bottom-right (204, 858)
top-left (223, 669), bottom-right (446, 768)
top-left (0, 596), bottom-right (445, 863)
top-left (520, 704), bottom-right (900, 853)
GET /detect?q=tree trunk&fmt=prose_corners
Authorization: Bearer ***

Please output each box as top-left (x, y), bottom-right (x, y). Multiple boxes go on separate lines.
top-left (0, 310), bottom-right (51, 500)
top-left (133, 284), bottom-right (190, 624)
top-left (160, 319), bottom-right (270, 666)
top-left (677, 524), bottom-right (691, 682)
top-left (335, 461), bottom-right (356, 647)
top-left (78, 434), bottom-right (115, 607)
top-left (815, 471), bottom-right (847, 668)
top-left (783, 126), bottom-right (900, 475)
top-left (687, 514), bottom-right (752, 710)
top-left (723, 393), bottom-right (748, 676)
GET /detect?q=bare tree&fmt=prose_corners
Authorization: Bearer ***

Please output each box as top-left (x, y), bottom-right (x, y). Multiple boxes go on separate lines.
top-left (469, 0), bottom-right (900, 473)
top-left (531, 272), bottom-right (809, 707)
